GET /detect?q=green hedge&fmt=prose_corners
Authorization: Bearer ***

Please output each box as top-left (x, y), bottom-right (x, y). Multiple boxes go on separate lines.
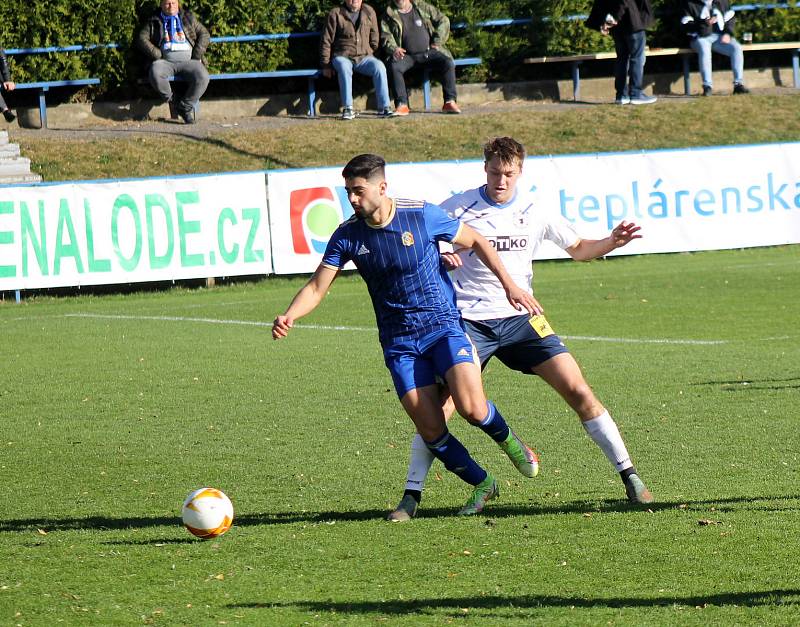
top-left (0, 0), bottom-right (797, 95)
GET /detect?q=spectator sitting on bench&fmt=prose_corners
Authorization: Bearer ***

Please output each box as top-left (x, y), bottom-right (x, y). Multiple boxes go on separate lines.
top-left (681, 0), bottom-right (750, 96)
top-left (136, 0), bottom-right (210, 124)
top-left (320, 0), bottom-right (395, 120)
top-left (380, 0), bottom-right (460, 115)
top-left (0, 49), bottom-right (16, 123)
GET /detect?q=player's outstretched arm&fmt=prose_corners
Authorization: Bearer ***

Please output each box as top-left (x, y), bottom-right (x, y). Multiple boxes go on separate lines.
top-left (272, 264), bottom-right (339, 340)
top-left (452, 224), bottom-right (543, 316)
top-left (567, 220), bottom-right (643, 261)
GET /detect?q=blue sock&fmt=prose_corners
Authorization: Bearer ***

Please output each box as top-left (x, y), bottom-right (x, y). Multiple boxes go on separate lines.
top-left (425, 430), bottom-right (487, 486)
top-left (475, 400), bottom-right (510, 443)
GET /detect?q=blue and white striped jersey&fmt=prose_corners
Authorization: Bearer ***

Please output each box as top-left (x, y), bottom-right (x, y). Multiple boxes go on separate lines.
top-left (322, 198), bottom-right (464, 346)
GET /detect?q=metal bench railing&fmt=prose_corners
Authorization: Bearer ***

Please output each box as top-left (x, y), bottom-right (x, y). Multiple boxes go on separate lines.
top-left (13, 78), bottom-right (101, 128)
top-left (524, 43), bottom-right (800, 101)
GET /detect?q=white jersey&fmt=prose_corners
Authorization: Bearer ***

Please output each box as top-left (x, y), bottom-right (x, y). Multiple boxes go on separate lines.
top-left (441, 185), bottom-right (580, 320)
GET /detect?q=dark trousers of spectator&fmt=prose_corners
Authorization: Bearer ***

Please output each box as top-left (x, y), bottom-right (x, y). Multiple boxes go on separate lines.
top-left (612, 29), bottom-right (646, 99)
top-left (0, 91), bottom-right (8, 111)
top-left (388, 49), bottom-right (456, 107)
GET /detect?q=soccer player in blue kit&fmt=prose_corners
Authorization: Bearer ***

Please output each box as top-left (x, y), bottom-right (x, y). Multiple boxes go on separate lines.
top-left (272, 153), bottom-right (541, 515)
top-left (387, 137), bottom-right (653, 522)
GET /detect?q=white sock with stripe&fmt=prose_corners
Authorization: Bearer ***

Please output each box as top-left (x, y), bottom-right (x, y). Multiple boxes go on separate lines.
top-left (405, 432), bottom-right (436, 492)
top-left (582, 411), bottom-right (634, 473)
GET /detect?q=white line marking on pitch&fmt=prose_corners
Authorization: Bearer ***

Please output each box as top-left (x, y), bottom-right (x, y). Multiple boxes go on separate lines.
top-left (562, 334), bottom-right (725, 345)
top-left (64, 314), bottom-right (729, 344)
top-left (64, 313), bottom-right (376, 332)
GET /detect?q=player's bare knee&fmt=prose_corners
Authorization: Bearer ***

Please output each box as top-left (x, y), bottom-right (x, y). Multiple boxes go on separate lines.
top-left (567, 381), bottom-right (595, 407)
top-left (449, 398), bottom-right (476, 423)
top-left (454, 397), bottom-right (489, 423)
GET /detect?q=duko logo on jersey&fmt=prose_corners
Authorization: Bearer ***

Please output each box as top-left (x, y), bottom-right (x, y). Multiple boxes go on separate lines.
top-left (488, 235), bottom-right (529, 252)
top-left (289, 187), bottom-right (354, 254)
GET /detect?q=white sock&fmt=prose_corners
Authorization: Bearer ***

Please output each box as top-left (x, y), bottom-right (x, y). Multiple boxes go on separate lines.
top-left (582, 411), bottom-right (633, 473)
top-left (405, 433), bottom-right (436, 492)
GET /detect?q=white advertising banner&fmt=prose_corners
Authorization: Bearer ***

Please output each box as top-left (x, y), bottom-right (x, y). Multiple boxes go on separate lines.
top-left (0, 172), bottom-right (271, 290)
top-left (267, 143), bottom-right (800, 274)
top-left (267, 161), bottom-right (487, 275)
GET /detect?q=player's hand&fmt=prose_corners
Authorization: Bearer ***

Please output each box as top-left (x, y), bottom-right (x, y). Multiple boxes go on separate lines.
top-left (720, 33), bottom-right (731, 44)
top-left (272, 315), bottom-right (293, 340)
top-left (3, 81), bottom-right (15, 92)
top-left (321, 68), bottom-right (334, 79)
top-left (505, 287), bottom-right (543, 316)
top-left (609, 221), bottom-right (642, 248)
top-left (393, 48), bottom-right (406, 61)
top-left (440, 251), bottom-right (463, 271)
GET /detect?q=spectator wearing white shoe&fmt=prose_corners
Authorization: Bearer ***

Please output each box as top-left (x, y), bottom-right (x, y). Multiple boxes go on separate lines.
top-left (681, 0), bottom-right (750, 96)
top-left (586, 0), bottom-right (657, 105)
top-left (320, 0), bottom-right (395, 120)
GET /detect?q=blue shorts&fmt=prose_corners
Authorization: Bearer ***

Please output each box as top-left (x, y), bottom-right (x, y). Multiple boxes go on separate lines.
top-left (383, 326), bottom-right (478, 398)
top-left (464, 314), bottom-right (569, 374)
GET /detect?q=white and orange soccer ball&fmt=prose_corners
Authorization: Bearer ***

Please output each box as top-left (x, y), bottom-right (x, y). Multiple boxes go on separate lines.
top-left (181, 488), bottom-right (234, 539)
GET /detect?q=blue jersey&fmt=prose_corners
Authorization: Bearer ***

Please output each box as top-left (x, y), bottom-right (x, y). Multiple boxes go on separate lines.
top-left (322, 198), bottom-right (464, 346)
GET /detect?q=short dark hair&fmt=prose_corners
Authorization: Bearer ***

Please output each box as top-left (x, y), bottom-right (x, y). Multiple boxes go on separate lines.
top-left (342, 154), bottom-right (386, 181)
top-left (483, 137), bottom-right (525, 166)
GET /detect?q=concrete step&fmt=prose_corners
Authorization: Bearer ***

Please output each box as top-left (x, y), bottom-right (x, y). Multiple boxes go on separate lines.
top-left (0, 157), bottom-right (33, 176)
top-left (0, 172), bottom-right (42, 184)
top-left (0, 144), bottom-right (21, 159)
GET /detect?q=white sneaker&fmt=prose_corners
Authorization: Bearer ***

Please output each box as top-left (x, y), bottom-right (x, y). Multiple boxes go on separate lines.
top-left (614, 96), bottom-right (631, 105)
top-left (629, 95), bottom-right (657, 105)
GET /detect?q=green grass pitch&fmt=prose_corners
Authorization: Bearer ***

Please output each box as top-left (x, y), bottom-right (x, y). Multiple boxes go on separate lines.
top-left (2, 245), bottom-right (799, 625)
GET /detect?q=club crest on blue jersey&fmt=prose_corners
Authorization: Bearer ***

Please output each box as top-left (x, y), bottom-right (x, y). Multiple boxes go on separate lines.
top-left (401, 231), bottom-right (415, 246)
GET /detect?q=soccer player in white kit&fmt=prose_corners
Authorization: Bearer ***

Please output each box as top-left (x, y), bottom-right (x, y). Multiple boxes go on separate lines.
top-left (387, 137), bottom-right (653, 521)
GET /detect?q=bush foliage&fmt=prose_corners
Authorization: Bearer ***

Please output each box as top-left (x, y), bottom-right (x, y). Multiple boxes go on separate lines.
top-left (0, 0), bottom-right (797, 95)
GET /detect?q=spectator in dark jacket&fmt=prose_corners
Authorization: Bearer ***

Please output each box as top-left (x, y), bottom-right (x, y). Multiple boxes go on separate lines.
top-left (320, 0), bottom-right (394, 120)
top-left (587, 0), bottom-right (657, 105)
top-left (136, 0), bottom-right (210, 124)
top-left (0, 50), bottom-right (16, 123)
top-left (681, 0), bottom-right (749, 96)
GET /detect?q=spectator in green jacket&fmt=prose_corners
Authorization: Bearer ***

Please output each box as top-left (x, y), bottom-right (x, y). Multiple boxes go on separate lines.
top-left (136, 0), bottom-right (210, 124)
top-left (380, 0), bottom-right (460, 115)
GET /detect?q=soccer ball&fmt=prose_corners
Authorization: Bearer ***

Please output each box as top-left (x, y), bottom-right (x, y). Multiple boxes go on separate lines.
top-left (181, 487), bottom-right (234, 539)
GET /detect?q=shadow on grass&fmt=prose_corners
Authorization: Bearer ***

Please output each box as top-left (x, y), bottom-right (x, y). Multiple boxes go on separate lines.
top-left (2, 494), bottom-right (798, 533)
top-left (101, 538), bottom-right (198, 546)
top-left (693, 376), bottom-right (800, 391)
top-left (230, 589), bottom-right (800, 614)
top-left (57, 126), bottom-right (296, 168)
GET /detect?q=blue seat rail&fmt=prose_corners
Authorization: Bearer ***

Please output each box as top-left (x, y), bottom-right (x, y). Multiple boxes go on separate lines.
top-left (524, 44), bottom-right (799, 101)
top-left (14, 78), bottom-right (100, 128)
top-left (422, 57), bottom-right (482, 110)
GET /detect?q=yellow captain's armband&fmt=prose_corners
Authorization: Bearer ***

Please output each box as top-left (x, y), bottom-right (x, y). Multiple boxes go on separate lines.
top-left (529, 314), bottom-right (555, 338)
